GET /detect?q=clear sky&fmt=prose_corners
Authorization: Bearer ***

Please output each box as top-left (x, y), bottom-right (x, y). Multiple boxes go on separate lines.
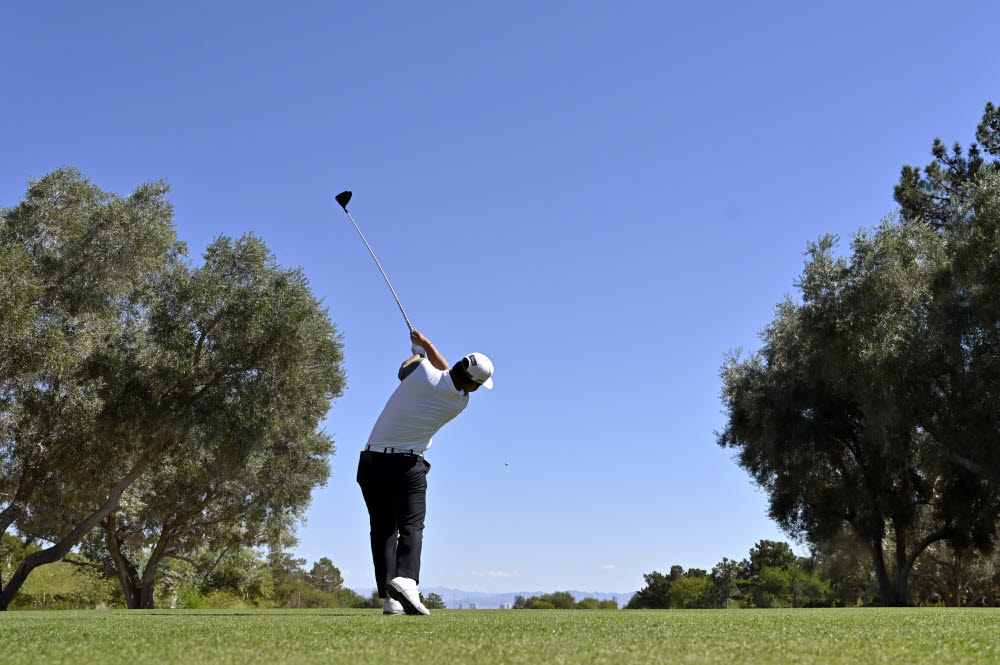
top-left (3, 1), bottom-right (999, 594)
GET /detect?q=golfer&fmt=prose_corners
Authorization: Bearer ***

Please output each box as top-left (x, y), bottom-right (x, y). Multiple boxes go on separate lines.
top-left (357, 329), bottom-right (494, 616)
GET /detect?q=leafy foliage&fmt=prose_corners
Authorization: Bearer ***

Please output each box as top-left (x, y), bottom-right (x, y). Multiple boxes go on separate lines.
top-left (0, 168), bottom-right (345, 609)
top-left (718, 104), bottom-right (1000, 605)
top-left (625, 566), bottom-right (684, 609)
top-left (514, 590), bottom-right (614, 610)
top-left (1, 168), bottom-right (184, 607)
top-left (894, 102), bottom-right (1000, 228)
top-left (422, 592), bottom-right (446, 609)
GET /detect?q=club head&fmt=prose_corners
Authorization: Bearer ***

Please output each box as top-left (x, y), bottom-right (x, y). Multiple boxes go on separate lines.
top-left (335, 190), bottom-right (352, 211)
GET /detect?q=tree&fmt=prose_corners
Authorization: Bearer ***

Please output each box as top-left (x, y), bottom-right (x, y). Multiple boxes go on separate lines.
top-left (268, 550), bottom-right (308, 587)
top-left (625, 565), bottom-right (684, 609)
top-left (422, 592), bottom-right (446, 609)
top-left (308, 558), bottom-right (344, 595)
top-left (719, 180), bottom-right (1000, 604)
top-left (809, 528), bottom-right (878, 607)
top-left (575, 596), bottom-right (618, 610)
top-left (753, 567), bottom-right (790, 608)
top-left (518, 591), bottom-right (577, 610)
top-left (200, 548), bottom-right (274, 604)
top-left (88, 233), bottom-right (343, 608)
top-left (711, 557), bottom-right (740, 608)
top-left (911, 542), bottom-right (1000, 607)
top-left (0, 243), bottom-right (42, 379)
top-left (1, 533), bottom-right (35, 591)
top-left (786, 564), bottom-right (830, 608)
top-left (2, 534), bottom-right (118, 609)
top-left (16, 561), bottom-right (117, 609)
top-left (894, 102), bottom-right (1000, 230)
top-left (893, 102), bottom-right (1000, 487)
top-left (0, 169), bottom-right (345, 610)
top-left (543, 591), bottom-right (576, 609)
top-left (354, 589), bottom-right (382, 609)
top-left (1, 168), bottom-right (183, 609)
top-left (669, 575), bottom-right (714, 609)
top-left (742, 541), bottom-right (796, 578)
top-left (260, 550), bottom-right (360, 609)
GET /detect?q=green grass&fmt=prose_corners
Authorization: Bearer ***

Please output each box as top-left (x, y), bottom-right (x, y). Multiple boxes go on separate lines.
top-left (2, 608), bottom-right (999, 665)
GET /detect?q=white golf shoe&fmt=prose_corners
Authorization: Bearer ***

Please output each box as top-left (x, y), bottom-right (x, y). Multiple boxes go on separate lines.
top-left (383, 597), bottom-right (404, 615)
top-left (387, 577), bottom-right (430, 616)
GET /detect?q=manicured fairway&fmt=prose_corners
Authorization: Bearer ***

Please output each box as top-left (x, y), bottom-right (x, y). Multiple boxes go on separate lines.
top-left (2, 608), bottom-right (998, 665)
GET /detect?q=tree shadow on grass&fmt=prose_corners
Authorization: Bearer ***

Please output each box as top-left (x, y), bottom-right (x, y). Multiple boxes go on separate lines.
top-left (146, 612), bottom-right (360, 617)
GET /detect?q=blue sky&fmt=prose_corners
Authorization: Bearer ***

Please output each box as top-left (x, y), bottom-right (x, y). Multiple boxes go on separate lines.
top-left (3, 1), bottom-right (999, 594)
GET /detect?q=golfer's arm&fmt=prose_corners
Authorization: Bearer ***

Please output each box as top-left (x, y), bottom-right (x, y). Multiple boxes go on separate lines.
top-left (422, 342), bottom-right (450, 372)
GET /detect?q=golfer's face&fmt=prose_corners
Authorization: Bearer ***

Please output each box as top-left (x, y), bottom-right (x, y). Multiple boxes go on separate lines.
top-left (465, 381), bottom-right (481, 393)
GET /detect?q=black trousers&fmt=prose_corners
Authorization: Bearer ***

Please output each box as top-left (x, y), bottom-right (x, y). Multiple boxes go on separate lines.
top-left (356, 450), bottom-right (431, 597)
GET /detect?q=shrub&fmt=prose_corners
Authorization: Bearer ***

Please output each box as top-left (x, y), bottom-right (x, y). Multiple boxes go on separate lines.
top-left (201, 590), bottom-right (252, 610)
top-left (176, 583), bottom-right (204, 609)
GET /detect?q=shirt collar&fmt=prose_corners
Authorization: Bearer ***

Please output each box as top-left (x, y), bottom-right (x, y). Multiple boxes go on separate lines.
top-left (443, 370), bottom-right (467, 397)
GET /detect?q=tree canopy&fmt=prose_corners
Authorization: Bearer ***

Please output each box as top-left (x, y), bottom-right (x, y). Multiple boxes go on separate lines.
top-left (718, 103), bottom-right (1000, 605)
top-left (0, 168), bottom-right (344, 609)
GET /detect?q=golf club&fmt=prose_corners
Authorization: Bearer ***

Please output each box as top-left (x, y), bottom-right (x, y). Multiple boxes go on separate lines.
top-left (335, 190), bottom-right (414, 334)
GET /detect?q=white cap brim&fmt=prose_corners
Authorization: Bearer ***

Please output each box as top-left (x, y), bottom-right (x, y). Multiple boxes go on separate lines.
top-left (482, 376), bottom-right (494, 389)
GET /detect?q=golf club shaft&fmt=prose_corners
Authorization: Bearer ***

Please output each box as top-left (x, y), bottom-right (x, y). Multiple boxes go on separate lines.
top-left (343, 209), bottom-right (414, 334)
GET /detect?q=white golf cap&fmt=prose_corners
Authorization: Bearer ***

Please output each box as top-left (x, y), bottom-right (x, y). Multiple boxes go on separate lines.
top-left (464, 352), bottom-right (494, 389)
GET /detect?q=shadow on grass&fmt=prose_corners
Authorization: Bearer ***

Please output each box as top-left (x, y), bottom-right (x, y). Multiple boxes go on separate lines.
top-left (146, 612), bottom-right (361, 617)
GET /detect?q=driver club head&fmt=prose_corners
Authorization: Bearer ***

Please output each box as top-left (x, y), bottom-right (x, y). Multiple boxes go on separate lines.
top-left (335, 190), bottom-right (352, 211)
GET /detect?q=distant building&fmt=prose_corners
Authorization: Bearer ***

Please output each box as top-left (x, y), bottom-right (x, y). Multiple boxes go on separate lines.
top-left (469, 602), bottom-right (478, 610)
top-left (502, 603), bottom-right (512, 610)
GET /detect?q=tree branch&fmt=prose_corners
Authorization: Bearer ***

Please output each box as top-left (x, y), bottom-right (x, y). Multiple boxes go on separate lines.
top-left (63, 555), bottom-right (116, 577)
top-left (0, 429), bottom-right (177, 609)
top-left (193, 311), bottom-right (225, 369)
top-left (902, 527), bottom-right (954, 584)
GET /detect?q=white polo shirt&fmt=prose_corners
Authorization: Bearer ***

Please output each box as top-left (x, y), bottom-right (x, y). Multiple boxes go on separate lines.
top-left (365, 359), bottom-right (469, 453)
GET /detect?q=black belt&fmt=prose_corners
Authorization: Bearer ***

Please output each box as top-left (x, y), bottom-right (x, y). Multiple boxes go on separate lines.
top-left (364, 445), bottom-right (424, 457)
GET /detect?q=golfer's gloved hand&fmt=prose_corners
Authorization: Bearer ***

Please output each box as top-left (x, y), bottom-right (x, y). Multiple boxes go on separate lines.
top-left (411, 343), bottom-right (426, 357)
top-left (410, 329), bottom-right (432, 349)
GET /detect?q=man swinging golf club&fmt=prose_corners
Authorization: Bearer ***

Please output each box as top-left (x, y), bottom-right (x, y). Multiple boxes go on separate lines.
top-left (357, 329), bottom-right (494, 616)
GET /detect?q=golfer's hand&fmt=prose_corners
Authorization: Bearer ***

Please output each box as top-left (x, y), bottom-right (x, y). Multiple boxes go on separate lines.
top-left (410, 330), bottom-right (432, 349)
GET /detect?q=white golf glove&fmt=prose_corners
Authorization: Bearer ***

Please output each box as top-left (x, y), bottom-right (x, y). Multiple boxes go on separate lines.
top-left (411, 343), bottom-right (426, 357)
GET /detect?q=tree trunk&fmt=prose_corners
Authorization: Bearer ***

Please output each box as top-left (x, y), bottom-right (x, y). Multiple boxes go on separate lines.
top-left (893, 522), bottom-right (913, 606)
top-left (109, 509), bottom-right (189, 610)
top-left (138, 581), bottom-right (157, 609)
top-left (867, 539), bottom-right (896, 605)
top-left (0, 473), bottom-right (39, 592)
top-left (0, 433), bottom-right (174, 610)
top-left (105, 513), bottom-right (143, 609)
top-left (952, 556), bottom-right (962, 608)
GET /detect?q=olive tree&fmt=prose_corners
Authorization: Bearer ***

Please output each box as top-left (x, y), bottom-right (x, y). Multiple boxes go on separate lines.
top-left (719, 219), bottom-right (998, 605)
top-left (0, 169), bottom-right (345, 610)
top-left (719, 104), bottom-right (1000, 605)
top-left (0, 168), bottom-right (180, 609)
top-left (74, 235), bottom-right (344, 609)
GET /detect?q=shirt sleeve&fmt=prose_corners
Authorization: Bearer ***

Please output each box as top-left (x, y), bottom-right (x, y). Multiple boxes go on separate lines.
top-left (398, 358), bottom-right (425, 382)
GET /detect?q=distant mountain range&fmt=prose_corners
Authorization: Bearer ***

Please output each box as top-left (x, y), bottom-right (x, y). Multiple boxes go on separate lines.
top-left (353, 586), bottom-right (636, 609)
